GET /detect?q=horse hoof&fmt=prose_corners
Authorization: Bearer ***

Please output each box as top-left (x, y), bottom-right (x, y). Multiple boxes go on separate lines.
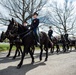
top-left (56, 51), bottom-right (59, 53)
top-left (50, 51), bottom-right (54, 53)
top-left (12, 56), bottom-right (16, 60)
top-left (40, 58), bottom-right (42, 61)
top-left (18, 54), bottom-right (20, 56)
top-left (6, 55), bottom-right (10, 57)
top-left (45, 59), bottom-right (47, 62)
top-left (31, 61), bottom-right (34, 64)
top-left (17, 65), bottom-right (21, 69)
top-left (17, 66), bottom-right (21, 69)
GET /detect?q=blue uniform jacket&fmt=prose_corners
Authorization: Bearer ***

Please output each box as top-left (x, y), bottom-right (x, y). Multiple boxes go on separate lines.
top-left (48, 30), bottom-right (53, 38)
top-left (31, 18), bottom-right (39, 29)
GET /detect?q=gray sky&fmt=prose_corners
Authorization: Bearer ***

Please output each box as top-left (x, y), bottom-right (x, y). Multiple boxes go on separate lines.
top-left (0, 0), bottom-right (76, 36)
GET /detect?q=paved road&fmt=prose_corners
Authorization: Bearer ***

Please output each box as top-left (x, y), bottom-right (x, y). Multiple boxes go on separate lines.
top-left (0, 50), bottom-right (76, 75)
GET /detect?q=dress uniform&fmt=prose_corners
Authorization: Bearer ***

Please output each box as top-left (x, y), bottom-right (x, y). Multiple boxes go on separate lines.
top-left (31, 12), bottom-right (40, 45)
top-left (48, 26), bottom-right (53, 40)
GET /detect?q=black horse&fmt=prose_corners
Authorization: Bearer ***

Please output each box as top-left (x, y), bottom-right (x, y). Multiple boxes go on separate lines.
top-left (59, 34), bottom-right (70, 52)
top-left (50, 37), bottom-right (60, 53)
top-left (64, 34), bottom-right (70, 51)
top-left (69, 38), bottom-right (76, 50)
top-left (60, 34), bottom-right (66, 52)
top-left (0, 31), bottom-right (23, 59)
top-left (6, 18), bottom-right (51, 69)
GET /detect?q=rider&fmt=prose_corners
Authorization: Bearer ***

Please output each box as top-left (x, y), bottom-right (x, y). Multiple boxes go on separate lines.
top-left (48, 26), bottom-right (53, 41)
top-left (31, 12), bottom-right (40, 46)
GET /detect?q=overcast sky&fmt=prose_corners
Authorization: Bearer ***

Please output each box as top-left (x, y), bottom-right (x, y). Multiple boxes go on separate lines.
top-left (0, 0), bottom-right (76, 36)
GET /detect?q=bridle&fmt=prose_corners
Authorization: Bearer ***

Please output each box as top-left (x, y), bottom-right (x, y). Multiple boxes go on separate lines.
top-left (8, 21), bottom-right (33, 39)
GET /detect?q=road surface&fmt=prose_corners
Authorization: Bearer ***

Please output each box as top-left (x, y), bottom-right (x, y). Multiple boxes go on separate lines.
top-left (0, 50), bottom-right (76, 75)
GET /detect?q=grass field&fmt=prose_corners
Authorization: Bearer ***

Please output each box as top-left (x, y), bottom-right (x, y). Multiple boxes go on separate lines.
top-left (0, 43), bottom-right (16, 52)
top-left (0, 43), bottom-right (40, 52)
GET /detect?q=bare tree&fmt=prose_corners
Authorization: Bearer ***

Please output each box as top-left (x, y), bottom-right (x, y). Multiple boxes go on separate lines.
top-left (0, 0), bottom-right (47, 25)
top-left (48, 0), bottom-right (76, 35)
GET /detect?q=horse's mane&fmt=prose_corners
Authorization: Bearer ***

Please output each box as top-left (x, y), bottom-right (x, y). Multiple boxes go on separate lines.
top-left (15, 22), bottom-right (28, 33)
top-left (14, 19), bottom-right (31, 32)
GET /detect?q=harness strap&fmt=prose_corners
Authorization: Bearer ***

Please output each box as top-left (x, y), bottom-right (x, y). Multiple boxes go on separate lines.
top-left (22, 30), bottom-right (33, 39)
top-left (19, 30), bottom-right (29, 36)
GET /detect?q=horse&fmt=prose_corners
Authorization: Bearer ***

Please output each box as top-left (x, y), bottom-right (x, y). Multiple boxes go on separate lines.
top-left (6, 18), bottom-right (51, 69)
top-left (64, 34), bottom-right (70, 51)
top-left (59, 34), bottom-right (70, 52)
top-left (69, 38), bottom-right (76, 51)
top-left (50, 37), bottom-right (60, 53)
top-left (0, 31), bottom-right (23, 59)
top-left (60, 34), bottom-right (67, 52)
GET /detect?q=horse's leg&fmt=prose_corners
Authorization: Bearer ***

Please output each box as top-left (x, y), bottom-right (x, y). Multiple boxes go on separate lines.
top-left (75, 42), bottom-right (76, 50)
top-left (58, 44), bottom-right (60, 52)
top-left (18, 46), bottom-right (22, 56)
top-left (17, 45), bottom-right (22, 56)
top-left (70, 44), bottom-right (72, 52)
top-left (57, 43), bottom-right (60, 53)
top-left (6, 43), bottom-right (13, 57)
top-left (17, 47), bottom-right (26, 69)
top-left (70, 45), bottom-right (72, 51)
top-left (67, 44), bottom-right (68, 51)
top-left (64, 44), bottom-right (66, 52)
top-left (18, 49), bottom-right (20, 56)
top-left (62, 43), bottom-right (66, 52)
top-left (56, 44), bottom-right (58, 53)
top-left (62, 44), bottom-right (64, 52)
top-left (50, 45), bottom-right (54, 53)
top-left (13, 47), bottom-right (18, 59)
top-left (29, 48), bottom-right (34, 64)
top-left (66, 43), bottom-right (69, 52)
top-left (52, 45), bottom-right (54, 53)
top-left (50, 47), bottom-right (52, 53)
top-left (31, 46), bottom-right (35, 55)
top-left (67, 44), bottom-right (69, 51)
top-left (45, 45), bottom-right (48, 61)
top-left (16, 44), bottom-right (21, 56)
top-left (40, 45), bottom-right (43, 61)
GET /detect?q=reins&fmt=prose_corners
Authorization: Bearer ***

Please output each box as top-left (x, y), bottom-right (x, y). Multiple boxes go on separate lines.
top-left (16, 27), bottom-right (33, 39)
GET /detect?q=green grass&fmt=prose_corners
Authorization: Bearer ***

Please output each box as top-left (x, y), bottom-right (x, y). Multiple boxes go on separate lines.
top-left (1, 43), bottom-right (75, 52)
top-left (0, 43), bottom-right (16, 52)
top-left (0, 43), bottom-right (40, 52)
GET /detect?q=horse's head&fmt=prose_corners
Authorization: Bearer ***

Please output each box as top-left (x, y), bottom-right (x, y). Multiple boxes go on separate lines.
top-left (0, 31), bottom-right (6, 42)
top-left (6, 18), bottom-right (29, 38)
top-left (6, 18), bottom-right (18, 37)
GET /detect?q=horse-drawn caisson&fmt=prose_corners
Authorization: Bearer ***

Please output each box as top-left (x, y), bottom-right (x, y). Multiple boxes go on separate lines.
top-left (0, 12), bottom-right (76, 69)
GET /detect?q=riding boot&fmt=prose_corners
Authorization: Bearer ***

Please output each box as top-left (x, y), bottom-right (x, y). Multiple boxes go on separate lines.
top-left (33, 34), bottom-right (38, 47)
top-left (36, 34), bottom-right (40, 46)
top-left (35, 37), bottom-right (40, 47)
top-left (33, 27), bottom-right (40, 46)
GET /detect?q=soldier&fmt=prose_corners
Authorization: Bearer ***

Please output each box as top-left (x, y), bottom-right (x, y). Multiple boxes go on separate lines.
top-left (48, 26), bottom-right (53, 41)
top-left (31, 12), bottom-right (40, 46)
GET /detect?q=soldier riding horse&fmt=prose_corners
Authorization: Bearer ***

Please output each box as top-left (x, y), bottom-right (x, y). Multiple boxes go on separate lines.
top-left (6, 18), bottom-right (52, 69)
